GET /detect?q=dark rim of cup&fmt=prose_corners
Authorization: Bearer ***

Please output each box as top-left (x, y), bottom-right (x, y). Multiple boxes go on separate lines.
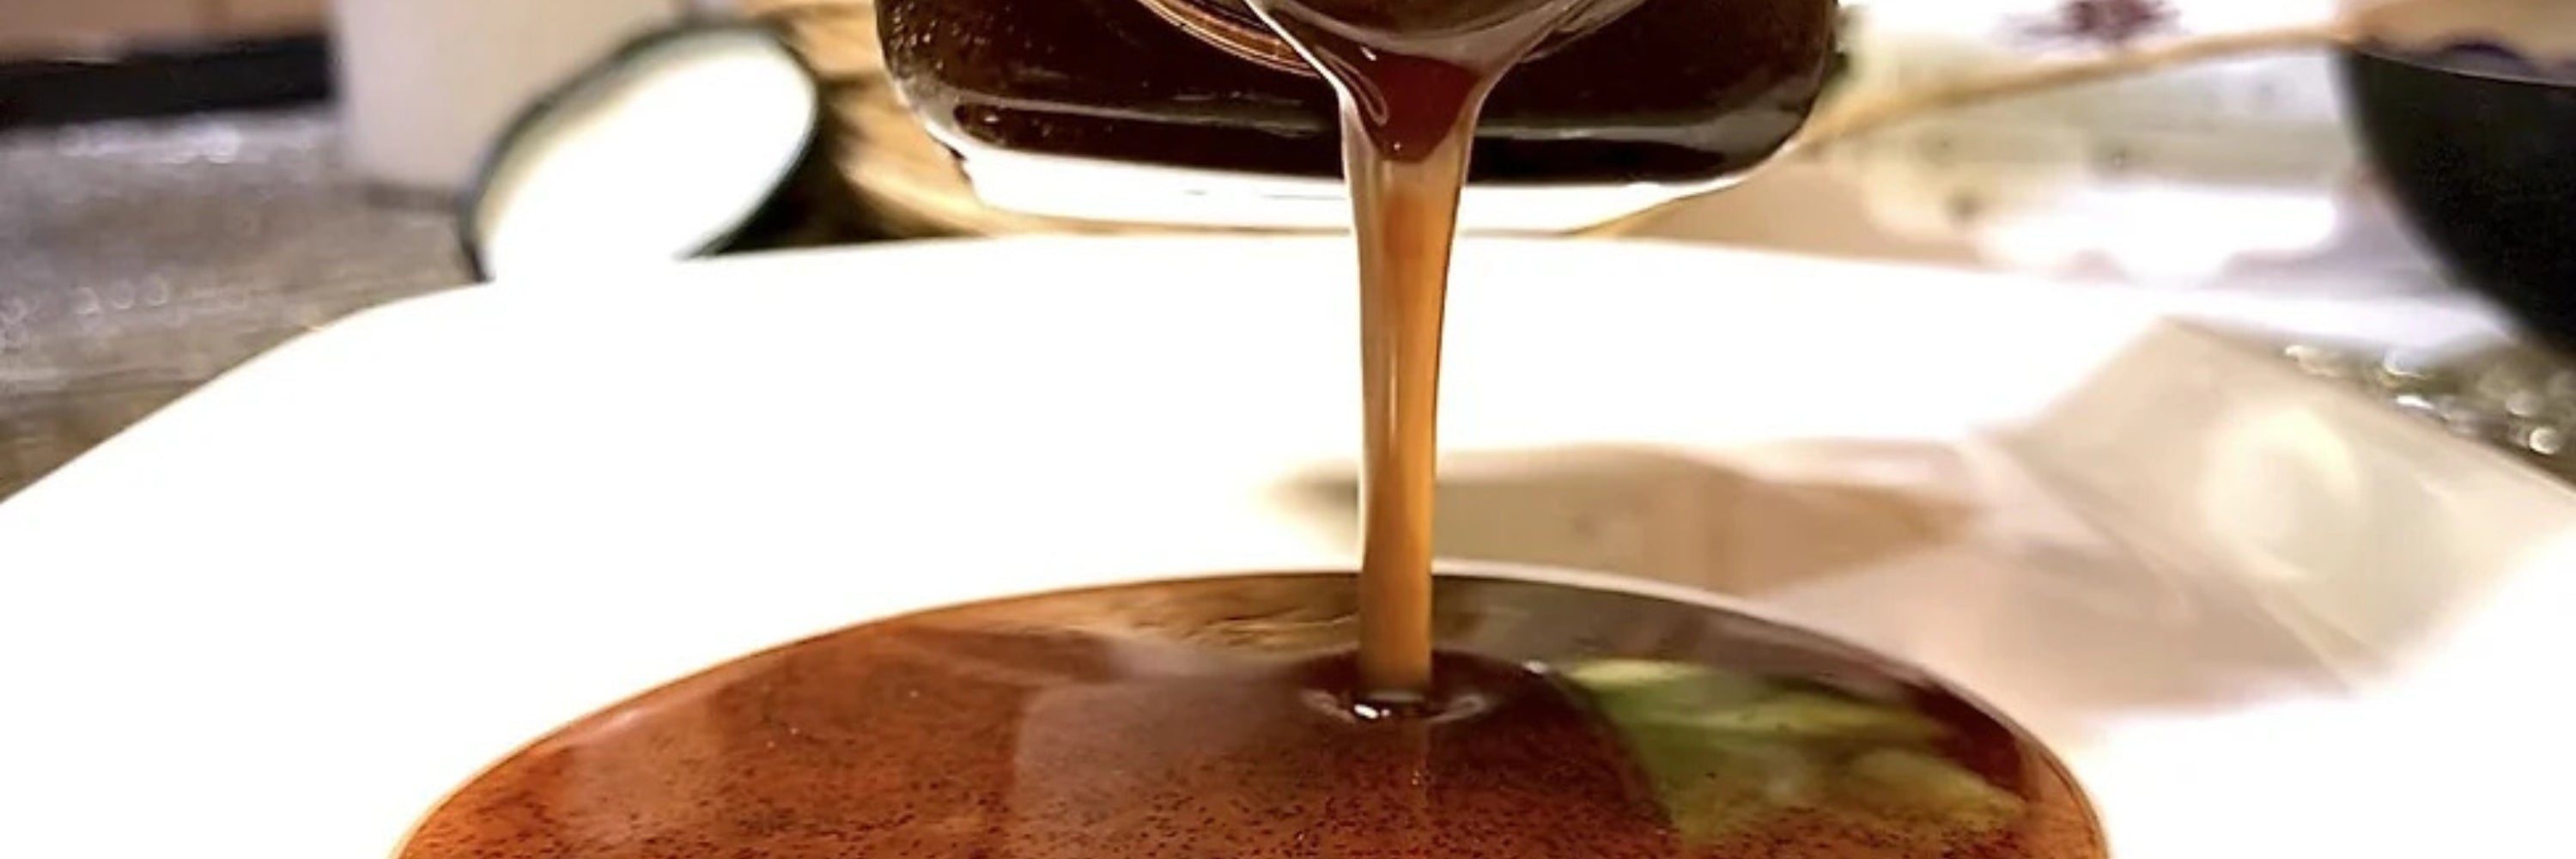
top-left (2354, 36), bottom-right (2576, 85)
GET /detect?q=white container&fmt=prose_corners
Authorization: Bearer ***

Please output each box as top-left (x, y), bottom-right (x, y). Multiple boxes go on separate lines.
top-left (329, 0), bottom-right (686, 196)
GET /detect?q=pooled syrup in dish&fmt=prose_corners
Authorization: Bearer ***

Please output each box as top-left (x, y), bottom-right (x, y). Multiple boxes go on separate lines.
top-left (398, 576), bottom-right (2105, 859)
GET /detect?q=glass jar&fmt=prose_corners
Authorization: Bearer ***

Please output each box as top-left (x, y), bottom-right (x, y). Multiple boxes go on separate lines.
top-left (874, 0), bottom-right (1840, 230)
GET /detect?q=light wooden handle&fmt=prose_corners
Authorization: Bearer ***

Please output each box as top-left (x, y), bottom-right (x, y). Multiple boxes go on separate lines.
top-left (1578, 21), bottom-right (2354, 237)
top-left (1795, 21), bottom-right (2352, 149)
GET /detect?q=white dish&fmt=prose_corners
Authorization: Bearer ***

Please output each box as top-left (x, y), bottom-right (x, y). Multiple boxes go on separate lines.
top-left (0, 236), bottom-right (2547, 859)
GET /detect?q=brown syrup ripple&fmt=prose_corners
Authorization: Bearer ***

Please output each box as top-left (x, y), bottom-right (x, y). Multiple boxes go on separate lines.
top-left (397, 575), bottom-right (2105, 859)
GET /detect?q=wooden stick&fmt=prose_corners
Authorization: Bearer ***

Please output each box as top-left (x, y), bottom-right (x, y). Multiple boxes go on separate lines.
top-left (1798, 21), bottom-right (2350, 147)
top-left (1578, 21), bottom-right (2352, 238)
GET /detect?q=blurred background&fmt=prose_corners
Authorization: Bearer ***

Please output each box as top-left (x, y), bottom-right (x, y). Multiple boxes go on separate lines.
top-left (0, 0), bottom-right (2565, 497)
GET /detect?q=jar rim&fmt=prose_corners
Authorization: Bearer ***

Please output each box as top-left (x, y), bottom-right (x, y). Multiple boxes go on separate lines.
top-left (1131, 0), bottom-right (1649, 78)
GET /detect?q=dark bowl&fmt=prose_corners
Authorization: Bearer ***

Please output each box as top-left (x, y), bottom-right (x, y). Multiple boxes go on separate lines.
top-left (2342, 42), bottom-right (2576, 350)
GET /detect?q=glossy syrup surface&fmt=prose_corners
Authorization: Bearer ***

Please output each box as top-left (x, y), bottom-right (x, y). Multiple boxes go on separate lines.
top-left (398, 575), bottom-right (2105, 859)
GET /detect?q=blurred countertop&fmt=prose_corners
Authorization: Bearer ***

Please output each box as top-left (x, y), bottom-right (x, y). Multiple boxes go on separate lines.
top-left (0, 108), bottom-right (470, 497)
top-left (0, 99), bottom-right (2470, 502)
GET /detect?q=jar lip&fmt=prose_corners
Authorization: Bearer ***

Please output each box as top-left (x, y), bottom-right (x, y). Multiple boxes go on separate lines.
top-left (1134, 0), bottom-right (1315, 76)
top-left (1132, 0), bottom-right (1651, 78)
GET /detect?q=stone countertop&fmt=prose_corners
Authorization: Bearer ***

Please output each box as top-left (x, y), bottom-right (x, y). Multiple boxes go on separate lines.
top-left (0, 108), bottom-right (470, 498)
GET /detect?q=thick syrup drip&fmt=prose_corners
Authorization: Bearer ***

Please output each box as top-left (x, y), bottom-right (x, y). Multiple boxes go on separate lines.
top-left (1246, 0), bottom-right (1594, 702)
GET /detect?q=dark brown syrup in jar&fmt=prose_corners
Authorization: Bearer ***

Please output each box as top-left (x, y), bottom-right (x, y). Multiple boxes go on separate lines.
top-left (877, 0), bottom-right (1838, 183)
top-left (398, 576), bottom-right (2105, 859)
